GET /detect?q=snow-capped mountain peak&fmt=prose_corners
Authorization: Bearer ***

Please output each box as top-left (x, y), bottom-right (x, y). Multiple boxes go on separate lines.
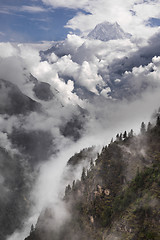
top-left (87, 21), bottom-right (131, 41)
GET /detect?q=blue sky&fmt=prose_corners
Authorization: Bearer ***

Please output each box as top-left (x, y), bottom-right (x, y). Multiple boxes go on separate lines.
top-left (0, 0), bottom-right (160, 42)
top-left (0, 0), bottom-right (79, 42)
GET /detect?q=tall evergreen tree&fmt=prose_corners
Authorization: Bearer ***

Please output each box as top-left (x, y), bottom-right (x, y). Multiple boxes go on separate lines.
top-left (128, 129), bottom-right (133, 138)
top-left (123, 131), bottom-right (127, 139)
top-left (147, 122), bottom-right (152, 132)
top-left (156, 116), bottom-right (160, 127)
top-left (116, 134), bottom-right (120, 141)
top-left (140, 122), bottom-right (146, 134)
top-left (30, 224), bottom-right (35, 234)
top-left (119, 133), bottom-right (122, 141)
top-left (90, 158), bottom-right (94, 170)
top-left (81, 167), bottom-right (86, 181)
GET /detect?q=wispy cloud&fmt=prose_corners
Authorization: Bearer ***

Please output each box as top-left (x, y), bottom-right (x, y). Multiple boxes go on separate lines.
top-left (0, 5), bottom-right (48, 15)
top-left (0, 8), bottom-right (11, 15)
top-left (39, 26), bottom-right (50, 31)
top-left (0, 32), bottom-right (5, 36)
top-left (21, 5), bottom-right (47, 13)
top-left (30, 17), bottom-right (49, 22)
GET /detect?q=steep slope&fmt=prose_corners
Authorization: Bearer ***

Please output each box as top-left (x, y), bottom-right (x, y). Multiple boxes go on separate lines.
top-left (0, 75), bottom-right (89, 239)
top-left (25, 118), bottom-right (160, 240)
top-left (0, 79), bottom-right (41, 115)
top-left (87, 21), bottom-right (131, 41)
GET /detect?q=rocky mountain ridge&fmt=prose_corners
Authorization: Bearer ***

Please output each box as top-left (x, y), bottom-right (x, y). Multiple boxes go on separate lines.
top-left (87, 21), bottom-right (131, 41)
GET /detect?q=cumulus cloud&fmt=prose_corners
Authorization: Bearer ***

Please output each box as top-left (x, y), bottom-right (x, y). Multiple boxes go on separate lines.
top-left (76, 60), bottom-right (104, 94)
top-left (0, 30), bottom-right (160, 137)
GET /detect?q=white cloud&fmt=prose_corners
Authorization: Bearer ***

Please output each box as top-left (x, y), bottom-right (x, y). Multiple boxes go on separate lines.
top-left (152, 55), bottom-right (160, 64)
top-left (0, 4), bottom-right (49, 16)
top-left (114, 78), bottom-right (121, 83)
top-left (21, 5), bottom-right (47, 13)
top-left (42, 0), bottom-right (89, 9)
top-left (76, 60), bottom-right (104, 94)
top-left (133, 1), bottom-right (160, 21)
top-left (0, 42), bottom-right (18, 58)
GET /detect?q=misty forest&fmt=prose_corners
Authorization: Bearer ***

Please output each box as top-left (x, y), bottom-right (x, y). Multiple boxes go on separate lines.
top-left (1, 1), bottom-right (160, 240)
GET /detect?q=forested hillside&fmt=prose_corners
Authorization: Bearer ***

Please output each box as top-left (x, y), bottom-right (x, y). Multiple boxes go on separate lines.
top-left (25, 115), bottom-right (160, 240)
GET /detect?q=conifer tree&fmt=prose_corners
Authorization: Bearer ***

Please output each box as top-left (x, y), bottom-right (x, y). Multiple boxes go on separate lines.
top-left (30, 224), bottom-right (34, 234)
top-left (156, 116), bottom-right (160, 127)
top-left (140, 122), bottom-right (146, 134)
top-left (72, 180), bottom-right (76, 191)
top-left (147, 122), bottom-right (152, 132)
top-left (119, 133), bottom-right (122, 141)
top-left (128, 129), bottom-right (133, 138)
top-left (65, 184), bottom-right (71, 197)
top-left (123, 131), bottom-right (127, 139)
top-left (90, 158), bottom-right (94, 170)
top-left (116, 134), bottom-right (120, 141)
top-left (81, 167), bottom-right (86, 181)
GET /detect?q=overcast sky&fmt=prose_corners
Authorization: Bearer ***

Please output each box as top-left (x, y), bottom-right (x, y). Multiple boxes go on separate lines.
top-left (0, 0), bottom-right (160, 42)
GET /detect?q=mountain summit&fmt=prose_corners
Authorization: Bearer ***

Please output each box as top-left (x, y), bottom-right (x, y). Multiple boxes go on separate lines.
top-left (87, 21), bottom-right (131, 41)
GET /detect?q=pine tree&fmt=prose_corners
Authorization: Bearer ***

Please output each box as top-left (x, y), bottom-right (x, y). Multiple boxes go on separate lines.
top-left (128, 129), bottom-right (133, 138)
top-left (90, 158), bottom-right (94, 170)
top-left (81, 167), bottom-right (86, 181)
top-left (123, 131), bottom-right (127, 139)
top-left (147, 122), bottom-right (152, 132)
top-left (116, 134), bottom-right (120, 141)
top-left (119, 133), bottom-right (122, 141)
top-left (156, 116), bottom-right (160, 127)
top-left (140, 122), bottom-right (146, 134)
top-left (65, 184), bottom-right (71, 197)
top-left (72, 180), bottom-right (76, 191)
top-left (30, 224), bottom-right (34, 234)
